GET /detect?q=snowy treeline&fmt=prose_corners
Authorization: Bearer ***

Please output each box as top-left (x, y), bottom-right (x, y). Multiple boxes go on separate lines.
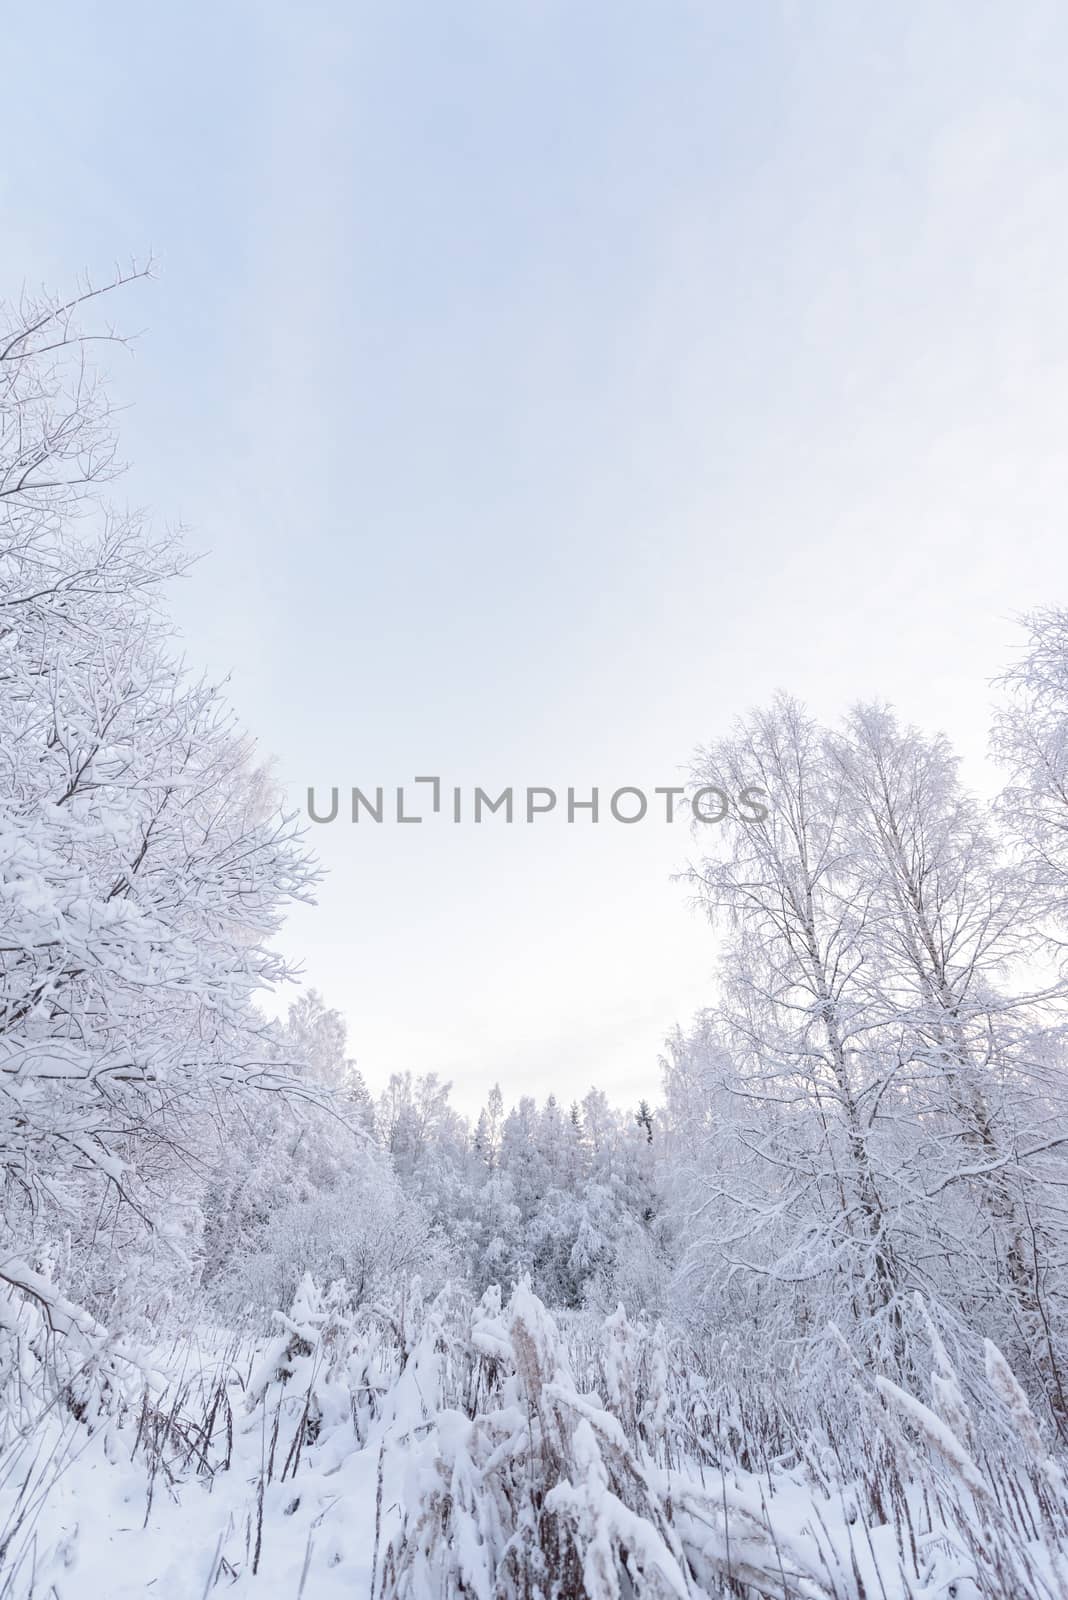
top-left (3, 281), bottom-right (1068, 1595)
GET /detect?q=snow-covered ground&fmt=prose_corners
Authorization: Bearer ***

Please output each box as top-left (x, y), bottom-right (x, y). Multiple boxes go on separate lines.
top-left (3, 1277), bottom-right (1066, 1600)
top-left (3, 1411), bottom-right (385, 1598)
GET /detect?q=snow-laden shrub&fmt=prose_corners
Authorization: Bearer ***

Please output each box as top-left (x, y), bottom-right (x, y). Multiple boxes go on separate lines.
top-left (376, 1282), bottom-right (1068, 1600)
top-left (244, 1272), bottom-right (395, 1459)
top-left (380, 1281), bottom-right (845, 1600)
top-left (870, 1328), bottom-right (1068, 1600)
top-left (207, 1152), bottom-right (449, 1325)
top-left (381, 1280), bottom-right (690, 1599)
top-left (0, 1270), bottom-right (160, 1446)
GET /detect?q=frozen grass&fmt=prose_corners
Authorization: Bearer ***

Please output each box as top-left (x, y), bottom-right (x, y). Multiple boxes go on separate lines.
top-left (1, 1278), bottom-right (1066, 1598)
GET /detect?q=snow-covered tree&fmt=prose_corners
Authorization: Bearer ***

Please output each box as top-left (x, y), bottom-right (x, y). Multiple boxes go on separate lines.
top-left (830, 703), bottom-right (1068, 1415)
top-left (994, 608), bottom-right (1068, 939)
top-left (682, 696), bottom-right (907, 1364)
top-left (0, 277), bottom-right (319, 1330)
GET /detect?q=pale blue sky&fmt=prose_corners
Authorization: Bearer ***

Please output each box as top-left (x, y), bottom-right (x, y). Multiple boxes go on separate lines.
top-left (5, 2), bottom-right (1068, 1111)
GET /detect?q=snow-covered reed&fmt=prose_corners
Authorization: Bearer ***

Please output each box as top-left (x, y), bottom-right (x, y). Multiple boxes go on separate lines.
top-left (2, 1274), bottom-right (1066, 1599)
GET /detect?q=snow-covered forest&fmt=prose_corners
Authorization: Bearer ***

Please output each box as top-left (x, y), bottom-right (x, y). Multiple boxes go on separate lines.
top-left (3, 282), bottom-right (1068, 1598)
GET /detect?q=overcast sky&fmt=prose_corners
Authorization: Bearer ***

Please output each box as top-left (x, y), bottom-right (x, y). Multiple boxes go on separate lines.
top-left (5, 2), bottom-right (1068, 1113)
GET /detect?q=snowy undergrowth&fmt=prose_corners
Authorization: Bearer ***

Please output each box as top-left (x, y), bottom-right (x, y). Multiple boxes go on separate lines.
top-left (2, 1279), bottom-right (1067, 1600)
